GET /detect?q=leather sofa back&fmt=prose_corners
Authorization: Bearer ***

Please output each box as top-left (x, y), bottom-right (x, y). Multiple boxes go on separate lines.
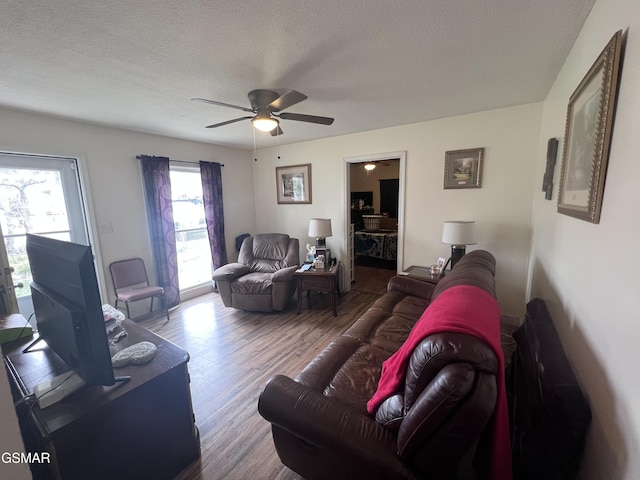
top-left (433, 249), bottom-right (497, 300)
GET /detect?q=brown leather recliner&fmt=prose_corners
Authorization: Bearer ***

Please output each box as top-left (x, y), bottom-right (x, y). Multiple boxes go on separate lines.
top-left (212, 233), bottom-right (299, 312)
top-left (258, 250), bottom-right (502, 479)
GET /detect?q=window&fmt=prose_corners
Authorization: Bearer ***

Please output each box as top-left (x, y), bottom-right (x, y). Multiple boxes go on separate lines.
top-left (169, 167), bottom-right (212, 291)
top-left (0, 153), bottom-right (90, 318)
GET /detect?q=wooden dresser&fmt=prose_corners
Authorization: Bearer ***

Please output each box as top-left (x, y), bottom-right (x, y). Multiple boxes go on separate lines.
top-left (2, 319), bottom-right (200, 480)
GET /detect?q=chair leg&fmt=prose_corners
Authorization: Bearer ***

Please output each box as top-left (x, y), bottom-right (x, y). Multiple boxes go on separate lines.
top-left (115, 299), bottom-right (126, 318)
top-left (125, 301), bottom-right (131, 320)
top-left (162, 293), bottom-right (170, 322)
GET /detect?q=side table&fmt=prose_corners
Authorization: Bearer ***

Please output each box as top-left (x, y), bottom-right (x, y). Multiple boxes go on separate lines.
top-left (294, 261), bottom-right (341, 316)
top-left (403, 265), bottom-right (443, 285)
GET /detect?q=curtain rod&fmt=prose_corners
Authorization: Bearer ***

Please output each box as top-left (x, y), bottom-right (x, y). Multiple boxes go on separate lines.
top-left (136, 156), bottom-right (224, 167)
top-left (171, 159), bottom-right (225, 167)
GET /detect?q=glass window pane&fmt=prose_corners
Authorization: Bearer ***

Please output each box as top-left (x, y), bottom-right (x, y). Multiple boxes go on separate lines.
top-left (0, 165), bottom-right (74, 301)
top-left (175, 230), bottom-right (211, 287)
top-left (0, 168), bottom-right (70, 237)
top-left (169, 167), bottom-right (212, 290)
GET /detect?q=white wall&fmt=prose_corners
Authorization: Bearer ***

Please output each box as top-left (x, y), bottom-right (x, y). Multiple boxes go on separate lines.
top-left (0, 107), bottom-right (256, 304)
top-left (0, 366), bottom-right (30, 479)
top-left (529, 0), bottom-right (640, 477)
top-left (254, 103), bottom-right (542, 317)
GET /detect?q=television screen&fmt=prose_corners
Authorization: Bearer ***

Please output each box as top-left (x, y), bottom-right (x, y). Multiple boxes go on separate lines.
top-left (26, 234), bottom-right (116, 388)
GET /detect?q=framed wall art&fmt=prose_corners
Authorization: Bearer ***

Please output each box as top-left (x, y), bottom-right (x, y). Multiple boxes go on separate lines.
top-left (542, 138), bottom-right (559, 200)
top-left (557, 30), bottom-right (623, 223)
top-left (444, 147), bottom-right (484, 189)
top-left (276, 163), bottom-right (312, 204)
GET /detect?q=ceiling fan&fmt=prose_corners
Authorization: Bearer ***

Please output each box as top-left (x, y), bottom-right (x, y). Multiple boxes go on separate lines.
top-left (192, 89), bottom-right (334, 136)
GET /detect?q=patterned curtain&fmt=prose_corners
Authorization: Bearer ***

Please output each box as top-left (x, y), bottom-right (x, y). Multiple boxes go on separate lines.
top-left (199, 161), bottom-right (228, 269)
top-left (139, 155), bottom-right (180, 308)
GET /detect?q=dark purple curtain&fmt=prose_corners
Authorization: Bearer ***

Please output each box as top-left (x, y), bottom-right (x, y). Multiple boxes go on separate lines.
top-left (139, 155), bottom-right (180, 308)
top-left (199, 161), bottom-right (228, 269)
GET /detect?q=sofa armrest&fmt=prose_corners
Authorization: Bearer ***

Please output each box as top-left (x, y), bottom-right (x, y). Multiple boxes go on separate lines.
top-left (258, 375), bottom-right (415, 478)
top-left (271, 265), bottom-right (298, 282)
top-left (211, 263), bottom-right (250, 281)
top-left (396, 363), bottom-right (476, 457)
top-left (387, 275), bottom-right (435, 300)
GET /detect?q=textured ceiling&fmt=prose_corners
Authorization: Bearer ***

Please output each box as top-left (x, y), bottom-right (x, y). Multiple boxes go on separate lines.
top-left (0, 1), bottom-right (595, 150)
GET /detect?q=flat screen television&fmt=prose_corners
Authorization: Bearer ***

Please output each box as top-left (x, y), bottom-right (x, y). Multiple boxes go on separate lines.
top-left (24, 234), bottom-right (128, 407)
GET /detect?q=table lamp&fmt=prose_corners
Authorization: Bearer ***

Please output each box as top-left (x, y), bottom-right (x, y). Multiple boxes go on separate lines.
top-left (442, 220), bottom-right (476, 269)
top-left (308, 218), bottom-right (332, 248)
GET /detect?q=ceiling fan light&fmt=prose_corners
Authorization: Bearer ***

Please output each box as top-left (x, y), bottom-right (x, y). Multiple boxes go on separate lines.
top-left (252, 116), bottom-right (279, 132)
top-left (364, 163), bottom-right (376, 171)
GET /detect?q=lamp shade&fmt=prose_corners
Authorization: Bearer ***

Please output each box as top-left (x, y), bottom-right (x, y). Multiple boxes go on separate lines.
top-left (442, 221), bottom-right (476, 245)
top-left (308, 218), bottom-right (332, 238)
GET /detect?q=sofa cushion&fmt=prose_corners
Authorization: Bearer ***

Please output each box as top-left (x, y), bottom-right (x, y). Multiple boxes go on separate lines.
top-left (369, 314), bottom-right (421, 354)
top-left (323, 344), bottom-right (391, 414)
top-left (231, 272), bottom-right (272, 295)
top-left (342, 289), bottom-right (430, 351)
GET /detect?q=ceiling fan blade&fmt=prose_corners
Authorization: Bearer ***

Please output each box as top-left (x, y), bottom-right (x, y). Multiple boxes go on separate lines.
top-left (270, 125), bottom-right (284, 136)
top-left (192, 97), bottom-right (254, 113)
top-left (205, 116), bottom-right (252, 128)
top-left (268, 90), bottom-right (307, 112)
top-left (278, 112), bottom-right (334, 125)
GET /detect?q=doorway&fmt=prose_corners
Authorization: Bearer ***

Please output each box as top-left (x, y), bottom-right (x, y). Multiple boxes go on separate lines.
top-left (344, 151), bottom-right (406, 293)
top-left (0, 152), bottom-right (92, 320)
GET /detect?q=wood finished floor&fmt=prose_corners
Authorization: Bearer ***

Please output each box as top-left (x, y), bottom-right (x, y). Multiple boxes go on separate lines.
top-left (136, 265), bottom-right (396, 480)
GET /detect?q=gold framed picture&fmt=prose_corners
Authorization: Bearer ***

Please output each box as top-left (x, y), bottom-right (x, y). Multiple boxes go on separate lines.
top-left (557, 30), bottom-right (623, 223)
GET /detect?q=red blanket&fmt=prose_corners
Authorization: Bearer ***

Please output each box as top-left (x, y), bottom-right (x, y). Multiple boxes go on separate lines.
top-left (367, 284), bottom-right (512, 480)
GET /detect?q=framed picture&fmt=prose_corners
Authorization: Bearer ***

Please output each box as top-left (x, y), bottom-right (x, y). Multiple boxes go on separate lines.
top-left (276, 163), bottom-right (312, 204)
top-left (542, 138), bottom-right (559, 201)
top-left (557, 30), bottom-right (623, 223)
top-left (444, 148), bottom-right (484, 189)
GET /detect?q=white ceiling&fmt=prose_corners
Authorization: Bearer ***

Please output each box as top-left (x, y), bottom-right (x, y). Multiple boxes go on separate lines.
top-left (0, 1), bottom-right (595, 150)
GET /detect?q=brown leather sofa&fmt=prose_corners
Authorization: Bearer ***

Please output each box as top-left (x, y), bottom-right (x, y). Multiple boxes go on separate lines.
top-left (212, 233), bottom-right (299, 312)
top-left (259, 250), bottom-right (504, 479)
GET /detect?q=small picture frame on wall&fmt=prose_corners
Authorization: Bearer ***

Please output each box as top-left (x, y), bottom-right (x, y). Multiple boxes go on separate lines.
top-left (276, 163), bottom-right (312, 204)
top-left (557, 30), bottom-right (623, 224)
top-left (444, 148), bottom-right (484, 189)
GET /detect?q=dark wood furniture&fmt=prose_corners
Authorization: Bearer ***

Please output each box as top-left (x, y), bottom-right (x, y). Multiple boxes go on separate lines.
top-left (2, 319), bottom-right (200, 480)
top-left (403, 265), bottom-right (443, 285)
top-left (294, 261), bottom-right (341, 316)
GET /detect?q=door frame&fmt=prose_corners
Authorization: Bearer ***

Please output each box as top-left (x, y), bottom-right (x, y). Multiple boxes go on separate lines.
top-left (0, 223), bottom-right (20, 314)
top-left (0, 150), bottom-right (106, 316)
top-left (343, 151), bottom-right (406, 290)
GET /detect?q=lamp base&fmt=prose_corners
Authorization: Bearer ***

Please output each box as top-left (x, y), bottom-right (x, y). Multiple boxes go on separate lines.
top-left (450, 245), bottom-right (467, 269)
